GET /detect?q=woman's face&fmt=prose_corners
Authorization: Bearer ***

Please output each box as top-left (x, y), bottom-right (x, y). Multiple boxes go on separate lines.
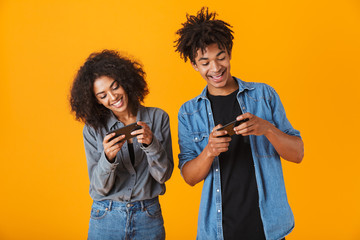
top-left (93, 75), bottom-right (130, 117)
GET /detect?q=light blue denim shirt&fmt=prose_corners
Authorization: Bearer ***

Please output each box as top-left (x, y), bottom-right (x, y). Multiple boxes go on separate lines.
top-left (178, 78), bottom-right (301, 240)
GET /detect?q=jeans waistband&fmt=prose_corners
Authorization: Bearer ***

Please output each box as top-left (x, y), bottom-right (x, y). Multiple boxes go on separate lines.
top-left (93, 197), bottom-right (159, 211)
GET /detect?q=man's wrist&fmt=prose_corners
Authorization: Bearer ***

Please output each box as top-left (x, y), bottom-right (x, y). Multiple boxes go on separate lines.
top-left (264, 121), bottom-right (276, 138)
top-left (204, 145), bottom-right (216, 159)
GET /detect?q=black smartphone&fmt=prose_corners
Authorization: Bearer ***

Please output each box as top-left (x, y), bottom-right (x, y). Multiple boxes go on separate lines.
top-left (106, 122), bottom-right (142, 143)
top-left (216, 118), bottom-right (249, 137)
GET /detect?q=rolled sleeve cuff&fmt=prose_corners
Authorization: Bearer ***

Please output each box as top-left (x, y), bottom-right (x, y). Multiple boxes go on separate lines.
top-left (99, 151), bottom-right (119, 172)
top-left (140, 136), bottom-right (162, 155)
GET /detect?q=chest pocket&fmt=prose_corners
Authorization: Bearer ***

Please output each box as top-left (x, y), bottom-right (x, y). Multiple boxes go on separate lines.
top-left (191, 132), bottom-right (208, 143)
top-left (253, 120), bottom-right (277, 158)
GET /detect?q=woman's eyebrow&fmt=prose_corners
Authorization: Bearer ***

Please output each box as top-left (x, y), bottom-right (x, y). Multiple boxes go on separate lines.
top-left (95, 80), bottom-right (117, 96)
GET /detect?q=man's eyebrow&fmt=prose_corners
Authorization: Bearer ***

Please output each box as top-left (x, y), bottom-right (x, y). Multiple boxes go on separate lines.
top-left (198, 51), bottom-right (226, 61)
top-left (217, 51), bottom-right (226, 57)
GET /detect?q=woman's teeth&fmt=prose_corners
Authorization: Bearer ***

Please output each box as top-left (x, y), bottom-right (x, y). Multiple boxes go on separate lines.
top-left (113, 99), bottom-right (122, 107)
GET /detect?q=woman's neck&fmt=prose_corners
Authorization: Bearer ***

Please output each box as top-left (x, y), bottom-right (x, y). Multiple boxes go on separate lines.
top-left (114, 110), bottom-right (137, 125)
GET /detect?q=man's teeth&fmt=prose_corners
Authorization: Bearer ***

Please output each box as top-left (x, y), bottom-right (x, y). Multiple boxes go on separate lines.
top-left (212, 73), bottom-right (222, 79)
top-left (210, 71), bottom-right (224, 79)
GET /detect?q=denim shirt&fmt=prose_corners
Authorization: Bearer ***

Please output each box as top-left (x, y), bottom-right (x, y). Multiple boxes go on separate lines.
top-left (83, 106), bottom-right (174, 202)
top-left (178, 78), bottom-right (301, 240)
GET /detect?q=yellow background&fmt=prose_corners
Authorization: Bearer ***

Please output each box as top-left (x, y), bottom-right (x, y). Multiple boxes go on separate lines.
top-left (1, 0), bottom-right (359, 239)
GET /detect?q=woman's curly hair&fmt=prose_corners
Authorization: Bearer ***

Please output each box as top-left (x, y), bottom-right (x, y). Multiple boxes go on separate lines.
top-left (174, 7), bottom-right (234, 64)
top-left (70, 50), bottom-right (149, 131)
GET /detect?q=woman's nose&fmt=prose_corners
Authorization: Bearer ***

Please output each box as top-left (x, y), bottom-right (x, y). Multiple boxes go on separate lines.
top-left (108, 91), bottom-right (117, 100)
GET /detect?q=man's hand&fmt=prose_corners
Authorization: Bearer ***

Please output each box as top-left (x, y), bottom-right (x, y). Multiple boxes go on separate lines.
top-left (234, 113), bottom-right (273, 136)
top-left (206, 124), bottom-right (232, 157)
top-left (234, 112), bottom-right (304, 163)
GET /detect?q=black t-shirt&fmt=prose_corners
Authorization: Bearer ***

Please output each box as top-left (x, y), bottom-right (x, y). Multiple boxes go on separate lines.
top-left (128, 143), bottom-right (135, 165)
top-left (207, 89), bottom-right (266, 240)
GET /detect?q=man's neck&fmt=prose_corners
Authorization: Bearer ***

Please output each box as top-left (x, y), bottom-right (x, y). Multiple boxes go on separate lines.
top-left (207, 77), bottom-right (238, 96)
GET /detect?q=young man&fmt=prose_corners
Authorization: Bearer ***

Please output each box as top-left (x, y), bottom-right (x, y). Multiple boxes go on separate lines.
top-left (174, 7), bottom-right (304, 240)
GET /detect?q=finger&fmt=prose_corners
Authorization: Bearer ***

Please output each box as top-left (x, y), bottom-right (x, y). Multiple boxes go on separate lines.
top-left (131, 129), bottom-right (143, 136)
top-left (108, 135), bottom-right (125, 146)
top-left (109, 142), bottom-right (123, 151)
top-left (212, 130), bottom-right (228, 138)
top-left (234, 117), bottom-right (256, 131)
top-left (236, 112), bottom-right (253, 121)
top-left (136, 121), bottom-right (149, 129)
top-left (103, 132), bottom-right (116, 143)
top-left (212, 146), bottom-right (229, 154)
top-left (211, 142), bottom-right (230, 148)
top-left (236, 124), bottom-right (256, 135)
top-left (211, 124), bottom-right (224, 132)
top-left (105, 144), bottom-right (122, 160)
top-left (210, 137), bottom-right (231, 145)
top-left (239, 128), bottom-right (255, 136)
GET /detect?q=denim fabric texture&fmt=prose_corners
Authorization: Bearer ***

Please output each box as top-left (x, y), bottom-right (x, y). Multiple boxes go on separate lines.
top-left (83, 106), bottom-right (173, 202)
top-left (178, 78), bottom-right (301, 240)
top-left (88, 197), bottom-right (165, 240)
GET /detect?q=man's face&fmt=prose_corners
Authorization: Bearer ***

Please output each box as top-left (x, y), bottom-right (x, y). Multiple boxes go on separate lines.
top-left (191, 43), bottom-right (234, 95)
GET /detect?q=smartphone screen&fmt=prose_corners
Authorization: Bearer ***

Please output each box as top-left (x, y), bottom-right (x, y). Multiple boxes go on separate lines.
top-left (217, 118), bottom-right (249, 137)
top-left (106, 122), bottom-right (142, 143)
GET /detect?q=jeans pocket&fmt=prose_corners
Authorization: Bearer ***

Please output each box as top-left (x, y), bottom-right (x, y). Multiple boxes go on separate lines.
top-left (144, 202), bottom-right (162, 218)
top-left (90, 202), bottom-right (108, 220)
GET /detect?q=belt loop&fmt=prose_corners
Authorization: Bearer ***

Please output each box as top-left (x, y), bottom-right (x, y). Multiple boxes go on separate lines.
top-left (140, 200), bottom-right (145, 211)
top-left (109, 200), bottom-right (113, 211)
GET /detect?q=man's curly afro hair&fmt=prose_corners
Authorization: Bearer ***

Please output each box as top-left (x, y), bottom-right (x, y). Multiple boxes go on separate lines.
top-left (174, 7), bottom-right (234, 64)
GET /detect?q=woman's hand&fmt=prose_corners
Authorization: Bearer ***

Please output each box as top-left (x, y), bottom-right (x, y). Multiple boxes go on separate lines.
top-left (132, 121), bottom-right (153, 145)
top-left (103, 133), bottom-right (126, 162)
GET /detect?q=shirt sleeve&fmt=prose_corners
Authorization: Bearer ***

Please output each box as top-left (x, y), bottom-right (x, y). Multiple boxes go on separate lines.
top-left (177, 104), bottom-right (198, 176)
top-left (83, 125), bottom-right (119, 196)
top-left (140, 110), bottom-right (174, 184)
top-left (268, 86), bottom-right (301, 138)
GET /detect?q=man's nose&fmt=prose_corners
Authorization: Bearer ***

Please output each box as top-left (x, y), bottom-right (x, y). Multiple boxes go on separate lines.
top-left (210, 61), bottom-right (220, 72)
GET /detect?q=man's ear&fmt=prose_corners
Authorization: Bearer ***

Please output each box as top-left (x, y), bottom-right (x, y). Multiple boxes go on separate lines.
top-left (191, 61), bottom-right (199, 71)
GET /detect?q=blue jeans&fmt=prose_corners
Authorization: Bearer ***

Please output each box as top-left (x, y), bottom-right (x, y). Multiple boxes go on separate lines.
top-left (88, 197), bottom-right (165, 240)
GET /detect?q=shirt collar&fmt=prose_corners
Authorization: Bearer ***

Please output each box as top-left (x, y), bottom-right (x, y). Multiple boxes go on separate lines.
top-left (106, 105), bottom-right (149, 130)
top-left (106, 112), bottom-right (121, 130)
top-left (195, 77), bottom-right (255, 102)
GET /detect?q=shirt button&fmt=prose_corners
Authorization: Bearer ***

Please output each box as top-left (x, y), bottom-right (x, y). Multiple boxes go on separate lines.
top-left (195, 137), bottom-right (198, 141)
top-left (209, 112), bottom-right (212, 115)
top-left (105, 208), bottom-right (108, 211)
top-left (243, 107), bottom-right (246, 110)
top-left (215, 169), bottom-right (219, 172)
top-left (127, 203), bottom-right (131, 208)
top-left (218, 209), bottom-right (221, 213)
top-left (217, 189), bottom-right (220, 192)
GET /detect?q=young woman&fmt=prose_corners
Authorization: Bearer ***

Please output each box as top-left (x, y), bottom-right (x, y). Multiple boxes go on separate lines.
top-left (70, 50), bottom-right (173, 240)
